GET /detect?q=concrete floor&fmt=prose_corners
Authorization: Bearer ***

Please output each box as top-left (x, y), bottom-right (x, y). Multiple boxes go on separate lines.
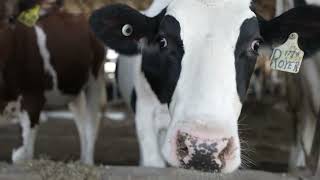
top-left (0, 164), bottom-right (301, 180)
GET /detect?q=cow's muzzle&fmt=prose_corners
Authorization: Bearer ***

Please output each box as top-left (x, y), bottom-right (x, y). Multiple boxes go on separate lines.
top-left (176, 131), bottom-right (238, 172)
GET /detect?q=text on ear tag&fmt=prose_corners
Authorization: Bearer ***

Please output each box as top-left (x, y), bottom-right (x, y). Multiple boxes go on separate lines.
top-left (17, 5), bottom-right (41, 27)
top-left (270, 33), bottom-right (304, 74)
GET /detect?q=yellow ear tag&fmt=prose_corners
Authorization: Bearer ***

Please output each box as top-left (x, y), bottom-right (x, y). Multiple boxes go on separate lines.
top-left (17, 5), bottom-right (41, 27)
top-left (270, 33), bottom-right (304, 74)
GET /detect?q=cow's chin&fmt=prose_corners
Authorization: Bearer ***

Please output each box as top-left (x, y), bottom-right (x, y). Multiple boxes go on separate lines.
top-left (221, 153), bottom-right (241, 173)
top-left (161, 125), bottom-right (242, 173)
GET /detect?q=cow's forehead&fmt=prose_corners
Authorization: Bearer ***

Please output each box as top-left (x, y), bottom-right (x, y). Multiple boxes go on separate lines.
top-left (164, 0), bottom-right (256, 68)
top-left (166, 0), bottom-right (253, 16)
top-left (159, 0), bottom-right (258, 107)
top-left (166, 0), bottom-right (255, 41)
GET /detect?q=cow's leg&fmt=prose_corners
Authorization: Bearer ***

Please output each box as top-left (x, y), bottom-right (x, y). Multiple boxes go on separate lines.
top-left (310, 118), bottom-right (320, 175)
top-left (69, 72), bottom-right (105, 165)
top-left (135, 99), bottom-right (167, 167)
top-left (83, 71), bottom-right (106, 164)
top-left (69, 91), bottom-right (89, 163)
top-left (12, 112), bottom-right (38, 163)
top-left (289, 112), bottom-right (307, 170)
top-left (289, 135), bottom-right (306, 170)
top-left (12, 95), bottom-right (44, 163)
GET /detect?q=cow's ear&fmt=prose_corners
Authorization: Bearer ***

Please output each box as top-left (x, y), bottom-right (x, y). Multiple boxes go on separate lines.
top-left (258, 5), bottom-right (320, 58)
top-left (249, 1), bottom-right (268, 34)
top-left (90, 4), bottom-right (165, 55)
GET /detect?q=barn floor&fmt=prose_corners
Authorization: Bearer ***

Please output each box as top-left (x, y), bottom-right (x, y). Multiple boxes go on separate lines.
top-left (0, 95), bottom-right (297, 179)
top-left (0, 161), bottom-right (301, 180)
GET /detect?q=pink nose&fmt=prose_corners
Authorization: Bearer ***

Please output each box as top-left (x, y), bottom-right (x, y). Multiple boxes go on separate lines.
top-left (176, 131), bottom-right (236, 172)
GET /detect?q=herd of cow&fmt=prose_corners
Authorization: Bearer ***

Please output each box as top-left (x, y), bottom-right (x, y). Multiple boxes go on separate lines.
top-left (0, 0), bottom-right (319, 174)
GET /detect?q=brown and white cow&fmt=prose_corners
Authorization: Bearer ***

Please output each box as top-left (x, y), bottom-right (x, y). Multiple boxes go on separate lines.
top-left (0, 0), bottom-right (106, 164)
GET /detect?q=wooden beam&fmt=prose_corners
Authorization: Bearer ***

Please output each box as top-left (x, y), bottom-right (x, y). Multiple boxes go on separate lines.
top-left (306, 109), bottom-right (320, 176)
top-left (315, 115), bottom-right (320, 176)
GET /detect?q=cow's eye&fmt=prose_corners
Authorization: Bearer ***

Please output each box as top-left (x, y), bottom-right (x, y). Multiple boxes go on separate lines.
top-left (159, 37), bottom-right (168, 49)
top-left (122, 24), bottom-right (133, 37)
top-left (251, 40), bottom-right (261, 54)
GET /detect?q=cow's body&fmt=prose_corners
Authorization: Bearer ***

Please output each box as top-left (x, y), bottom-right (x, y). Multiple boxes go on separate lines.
top-left (276, 0), bottom-right (320, 174)
top-left (0, 7), bottom-right (106, 164)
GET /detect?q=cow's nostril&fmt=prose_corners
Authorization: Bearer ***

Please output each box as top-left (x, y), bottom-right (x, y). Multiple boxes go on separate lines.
top-left (177, 132), bottom-right (189, 160)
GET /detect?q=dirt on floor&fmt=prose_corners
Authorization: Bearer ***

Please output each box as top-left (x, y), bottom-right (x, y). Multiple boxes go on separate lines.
top-left (0, 160), bottom-right (301, 180)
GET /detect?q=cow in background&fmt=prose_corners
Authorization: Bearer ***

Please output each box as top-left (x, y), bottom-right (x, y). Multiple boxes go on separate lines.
top-left (276, 0), bottom-right (320, 175)
top-left (249, 56), bottom-right (286, 101)
top-left (0, 0), bottom-right (106, 164)
top-left (91, 0), bottom-right (320, 173)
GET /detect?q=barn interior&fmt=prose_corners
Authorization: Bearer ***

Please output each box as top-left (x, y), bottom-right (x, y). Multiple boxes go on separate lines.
top-left (0, 0), bottom-right (319, 179)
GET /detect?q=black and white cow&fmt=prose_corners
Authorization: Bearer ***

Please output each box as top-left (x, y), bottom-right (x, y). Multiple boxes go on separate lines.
top-left (90, 0), bottom-right (320, 173)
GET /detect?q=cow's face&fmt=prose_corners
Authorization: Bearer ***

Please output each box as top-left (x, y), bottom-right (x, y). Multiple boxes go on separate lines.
top-left (149, 1), bottom-right (259, 173)
top-left (91, 1), bottom-right (256, 173)
top-left (90, 1), bottom-right (319, 173)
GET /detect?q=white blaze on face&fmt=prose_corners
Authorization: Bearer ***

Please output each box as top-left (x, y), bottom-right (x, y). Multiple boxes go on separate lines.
top-left (161, 0), bottom-right (255, 172)
top-left (143, 0), bottom-right (173, 17)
